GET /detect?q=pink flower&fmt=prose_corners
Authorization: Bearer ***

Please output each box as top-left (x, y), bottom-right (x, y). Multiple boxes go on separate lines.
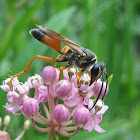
top-left (4, 91), bottom-right (24, 114)
top-left (64, 74), bottom-right (93, 107)
top-left (34, 85), bottom-right (48, 102)
top-left (0, 77), bottom-right (19, 92)
top-left (83, 99), bottom-right (108, 133)
top-left (3, 83), bottom-right (29, 115)
top-left (27, 74), bottom-right (43, 88)
top-left (1, 66), bottom-right (110, 138)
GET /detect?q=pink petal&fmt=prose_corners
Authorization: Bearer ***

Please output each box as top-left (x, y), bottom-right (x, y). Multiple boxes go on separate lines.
top-left (80, 84), bottom-right (87, 92)
top-left (0, 85), bottom-right (10, 92)
top-left (71, 75), bottom-right (77, 82)
top-left (63, 69), bottom-right (69, 80)
top-left (32, 80), bottom-right (39, 88)
top-left (93, 121), bottom-right (106, 133)
top-left (78, 98), bottom-right (85, 108)
top-left (96, 116), bottom-right (102, 123)
top-left (83, 118), bottom-right (94, 132)
top-left (12, 77), bottom-right (19, 87)
top-left (88, 99), bottom-right (95, 114)
top-left (65, 93), bottom-right (78, 107)
top-left (71, 83), bottom-right (78, 97)
top-left (97, 105), bottom-right (108, 116)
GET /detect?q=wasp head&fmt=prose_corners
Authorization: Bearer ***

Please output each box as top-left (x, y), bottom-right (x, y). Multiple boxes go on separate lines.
top-left (89, 62), bottom-right (107, 86)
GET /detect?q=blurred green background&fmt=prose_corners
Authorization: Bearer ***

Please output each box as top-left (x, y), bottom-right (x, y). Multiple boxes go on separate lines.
top-left (0, 0), bottom-right (139, 140)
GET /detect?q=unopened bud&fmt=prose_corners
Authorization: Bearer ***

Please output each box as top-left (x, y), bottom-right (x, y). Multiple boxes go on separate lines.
top-left (55, 80), bottom-right (72, 98)
top-left (23, 98), bottom-right (39, 117)
top-left (4, 115), bottom-right (10, 127)
top-left (42, 66), bottom-right (57, 85)
top-left (93, 81), bottom-right (109, 99)
top-left (53, 104), bottom-right (70, 124)
top-left (73, 107), bottom-right (90, 126)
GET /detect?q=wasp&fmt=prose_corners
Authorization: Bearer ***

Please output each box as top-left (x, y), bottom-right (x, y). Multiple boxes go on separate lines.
top-left (14, 25), bottom-right (108, 110)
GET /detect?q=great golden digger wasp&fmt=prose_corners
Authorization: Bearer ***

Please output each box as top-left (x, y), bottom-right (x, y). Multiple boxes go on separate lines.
top-left (14, 25), bottom-right (108, 110)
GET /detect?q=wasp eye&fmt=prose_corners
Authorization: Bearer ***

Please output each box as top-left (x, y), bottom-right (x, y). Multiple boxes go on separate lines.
top-left (91, 64), bottom-right (101, 79)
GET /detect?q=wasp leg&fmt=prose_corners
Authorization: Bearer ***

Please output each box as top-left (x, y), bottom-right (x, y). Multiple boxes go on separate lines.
top-left (76, 71), bottom-right (83, 87)
top-left (59, 66), bottom-right (67, 80)
top-left (54, 46), bottom-right (70, 67)
top-left (13, 55), bottom-right (56, 78)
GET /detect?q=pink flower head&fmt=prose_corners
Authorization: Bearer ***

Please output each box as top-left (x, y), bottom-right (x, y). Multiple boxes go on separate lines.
top-left (83, 99), bottom-right (108, 133)
top-left (53, 104), bottom-right (70, 124)
top-left (1, 65), bottom-right (110, 138)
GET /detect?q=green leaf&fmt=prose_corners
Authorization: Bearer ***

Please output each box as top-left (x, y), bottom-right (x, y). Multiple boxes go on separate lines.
top-left (107, 74), bottom-right (113, 85)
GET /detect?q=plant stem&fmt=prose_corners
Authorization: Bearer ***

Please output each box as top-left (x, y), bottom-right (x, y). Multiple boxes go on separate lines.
top-left (47, 132), bottom-right (55, 140)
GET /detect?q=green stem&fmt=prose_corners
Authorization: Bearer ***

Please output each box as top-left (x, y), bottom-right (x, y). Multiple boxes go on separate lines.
top-left (47, 132), bottom-right (55, 140)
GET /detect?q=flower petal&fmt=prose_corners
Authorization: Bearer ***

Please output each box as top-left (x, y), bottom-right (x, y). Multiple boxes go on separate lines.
top-left (93, 120), bottom-right (106, 133)
top-left (97, 105), bottom-right (108, 116)
top-left (83, 118), bottom-right (94, 132)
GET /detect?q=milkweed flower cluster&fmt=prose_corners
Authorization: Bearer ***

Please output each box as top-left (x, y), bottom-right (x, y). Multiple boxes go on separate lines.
top-left (1, 66), bottom-right (109, 139)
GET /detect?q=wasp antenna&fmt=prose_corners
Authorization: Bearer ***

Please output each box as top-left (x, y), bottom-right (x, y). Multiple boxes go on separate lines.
top-left (89, 81), bottom-right (104, 111)
top-left (102, 74), bottom-right (108, 100)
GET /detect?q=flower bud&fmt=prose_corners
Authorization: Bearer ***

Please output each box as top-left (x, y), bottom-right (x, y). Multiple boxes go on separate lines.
top-left (55, 80), bottom-right (72, 98)
top-left (73, 107), bottom-right (90, 126)
top-left (93, 81), bottom-right (109, 99)
top-left (22, 98), bottom-right (39, 117)
top-left (4, 115), bottom-right (10, 128)
top-left (0, 131), bottom-right (10, 140)
top-left (42, 66), bottom-right (57, 85)
top-left (53, 104), bottom-right (70, 124)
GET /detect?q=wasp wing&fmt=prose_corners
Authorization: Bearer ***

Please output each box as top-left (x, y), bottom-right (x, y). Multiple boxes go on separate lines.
top-left (36, 25), bottom-right (86, 56)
